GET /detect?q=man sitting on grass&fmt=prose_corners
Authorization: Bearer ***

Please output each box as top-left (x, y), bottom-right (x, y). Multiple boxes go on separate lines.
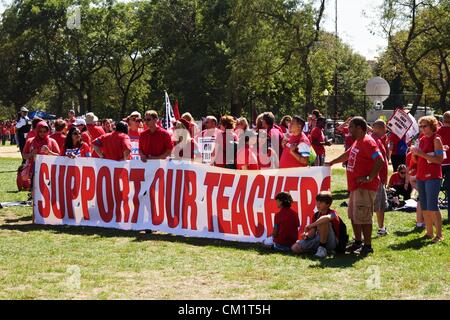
top-left (291, 191), bottom-right (340, 258)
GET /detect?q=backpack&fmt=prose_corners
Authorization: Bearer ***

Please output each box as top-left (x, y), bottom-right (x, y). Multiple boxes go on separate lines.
top-left (335, 217), bottom-right (349, 253)
top-left (308, 146), bottom-right (317, 166)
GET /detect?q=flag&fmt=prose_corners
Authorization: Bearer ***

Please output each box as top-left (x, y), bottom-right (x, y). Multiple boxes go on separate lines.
top-left (164, 91), bottom-right (176, 130)
top-left (174, 99), bottom-right (181, 120)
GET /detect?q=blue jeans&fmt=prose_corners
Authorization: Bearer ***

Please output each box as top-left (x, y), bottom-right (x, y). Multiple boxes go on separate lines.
top-left (416, 179), bottom-right (442, 212)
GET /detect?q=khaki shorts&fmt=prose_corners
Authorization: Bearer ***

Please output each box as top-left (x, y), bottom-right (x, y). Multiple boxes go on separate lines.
top-left (348, 188), bottom-right (377, 225)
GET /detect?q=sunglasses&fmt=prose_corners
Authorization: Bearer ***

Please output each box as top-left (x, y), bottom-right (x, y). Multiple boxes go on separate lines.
top-left (144, 117), bottom-right (157, 122)
top-left (399, 172), bottom-right (406, 174)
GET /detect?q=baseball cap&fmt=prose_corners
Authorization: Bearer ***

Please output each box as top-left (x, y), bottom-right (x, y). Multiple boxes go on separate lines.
top-left (74, 118), bottom-right (86, 127)
top-left (20, 107), bottom-right (29, 112)
top-left (85, 112), bottom-right (98, 124)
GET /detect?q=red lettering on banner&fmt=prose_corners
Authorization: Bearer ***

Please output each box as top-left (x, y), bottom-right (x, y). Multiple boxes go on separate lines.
top-left (80, 167), bottom-right (95, 221)
top-left (204, 172), bottom-right (220, 232)
top-left (51, 164), bottom-right (66, 219)
top-left (299, 177), bottom-right (319, 233)
top-left (231, 176), bottom-right (250, 236)
top-left (150, 168), bottom-right (165, 226)
top-left (182, 170), bottom-right (198, 230)
top-left (216, 174), bottom-right (234, 234)
top-left (97, 166), bottom-right (114, 223)
top-left (173, 170), bottom-right (183, 228)
top-left (65, 166), bottom-right (80, 219)
top-left (247, 175), bottom-right (265, 238)
top-left (264, 176), bottom-right (284, 235)
top-left (37, 163), bottom-right (50, 218)
top-left (284, 177), bottom-right (300, 212)
top-left (165, 169), bottom-right (179, 228)
top-left (320, 176), bottom-right (331, 191)
top-left (114, 168), bottom-right (131, 223)
top-left (129, 169), bottom-right (145, 223)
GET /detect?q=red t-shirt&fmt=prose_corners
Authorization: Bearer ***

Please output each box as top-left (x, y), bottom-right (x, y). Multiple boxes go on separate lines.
top-left (139, 127), bottom-right (173, 158)
top-left (50, 132), bottom-right (67, 153)
top-left (310, 127), bottom-right (325, 156)
top-left (214, 130), bottom-right (238, 168)
top-left (274, 207), bottom-right (300, 247)
top-left (23, 136), bottom-right (60, 172)
top-left (26, 129), bottom-right (36, 141)
top-left (437, 126), bottom-right (450, 166)
top-left (313, 210), bottom-right (340, 239)
top-left (344, 134), bottom-right (354, 150)
top-left (279, 133), bottom-right (310, 168)
top-left (346, 134), bottom-right (383, 192)
top-left (93, 132), bottom-right (132, 161)
top-left (406, 152), bottom-right (417, 176)
top-left (416, 134), bottom-right (442, 180)
top-left (371, 133), bottom-right (388, 185)
top-left (389, 172), bottom-right (405, 187)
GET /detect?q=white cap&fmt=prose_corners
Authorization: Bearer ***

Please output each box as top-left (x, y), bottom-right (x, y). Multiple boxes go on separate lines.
top-left (85, 112), bottom-right (98, 124)
top-left (74, 118), bottom-right (86, 126)
top-left (20, 107), bottom-right (29, 112)
top-left (129, 111), bottom-right (141, 118)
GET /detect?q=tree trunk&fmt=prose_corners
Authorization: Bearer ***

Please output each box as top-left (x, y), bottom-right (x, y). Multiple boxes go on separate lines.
top-left (303, 55), bottom-right (314, 114)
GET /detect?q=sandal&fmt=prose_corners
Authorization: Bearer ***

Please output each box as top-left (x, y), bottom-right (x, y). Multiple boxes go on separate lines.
top-left (432, 236), bottom-right (444, 243)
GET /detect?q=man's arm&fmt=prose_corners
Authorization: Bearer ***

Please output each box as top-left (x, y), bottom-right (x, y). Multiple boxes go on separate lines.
top-left (92, 144), bottom-right (104, 158)
top-left (290, 147), bottom-right (309, 165)
top-left (123, 149), bottom-right (131, 161)
top-left (326, 150), bottom-right (350, 166)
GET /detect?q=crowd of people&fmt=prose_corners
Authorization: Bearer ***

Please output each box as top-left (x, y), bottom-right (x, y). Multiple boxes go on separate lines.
top-left (7, 106), bottom-right (449, 257)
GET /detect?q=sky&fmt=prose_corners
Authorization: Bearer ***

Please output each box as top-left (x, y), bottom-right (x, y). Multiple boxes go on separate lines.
top-left (0, 0), bottom-right (388, 60)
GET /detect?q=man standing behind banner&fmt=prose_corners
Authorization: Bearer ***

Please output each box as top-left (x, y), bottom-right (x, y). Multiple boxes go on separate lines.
top-left (85, 112), bottom-right (105, 158)
top-left (127, 111), bottom-right (143, 160)
top-left (326, 117), bottom-right (383, 256)
top-left (140, 110), bottom-right (173, 161)
top-left (92, 121), bottom-right (131, 161)
top-left (279, 116), bottom-right (310, 169)
top-left (197, 116), bottom-right (221, 165)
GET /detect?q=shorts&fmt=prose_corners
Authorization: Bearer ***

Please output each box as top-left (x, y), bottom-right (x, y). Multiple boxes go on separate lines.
top-left (416, 179), bottom-right (441, 211)
top-left (348, 188), bottom-right (376, 225)
top-left (297, 223), bottom-right (337, 252)
top-left (374, 184), bottom-right (387, 212)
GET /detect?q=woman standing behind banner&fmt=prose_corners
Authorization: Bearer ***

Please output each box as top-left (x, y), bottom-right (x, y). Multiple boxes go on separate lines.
top-left (63, 127), bottom-right (92, 158)
top-left (411, 116), bottom-right (444, 243)
top-left (172, 118), bottom-right (198, 160)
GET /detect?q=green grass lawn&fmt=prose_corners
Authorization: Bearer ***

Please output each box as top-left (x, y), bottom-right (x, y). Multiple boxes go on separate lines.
top-left (0, 157), bottom-right (448, 299)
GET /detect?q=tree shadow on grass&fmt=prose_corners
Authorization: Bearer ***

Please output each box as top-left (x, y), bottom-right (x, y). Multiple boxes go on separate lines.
top-left (0, 222), bottom-right (282, 256)
top-left (3, 216), bottom-right (33, 223)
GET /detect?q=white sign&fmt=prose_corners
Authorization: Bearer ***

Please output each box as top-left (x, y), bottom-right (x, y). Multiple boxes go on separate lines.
top-left (387, 108), bottom-right (414, 139)
top-left (198, 137), bottom-right (216, 164)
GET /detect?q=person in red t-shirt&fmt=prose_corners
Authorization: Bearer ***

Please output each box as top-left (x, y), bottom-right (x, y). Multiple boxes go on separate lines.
top-left (50, 119), bottom-right (67, 153)
top-left (172, 118), bottom-right (199, 160)
top-left (126, 111), bottom-right (142, 160)
top-left (326, 117), bottom-right (383, 256)
top-left (213, 115), bottom-right (238, 169)
top-left (279, 115), bottom-right (292, 134)
top-left (260, 112), bottom-right (284, 166)
top-left (22, 121), bottom-right (61, 189)
top-left (139, 110), bottom-right (173, 161)
top-left (267, 192), bottom-right (299, 252)
top-left (85, 112), bottom-right (105, 158)
top-left (371, 120), bottom-right (389, 236)
top-left (236, 130), bottom-right (259, 170)
top-left (388, 164), bottom-right (412, 200)
top-left (279, 116), bottom-right (310, 169)
top-left (310, 117), bottom-right (331, 166)
top-left (292, 191), bottom-right (342, 258)
top-left (437, 111), bottom-right (450, 222)
top-left (93, 121), bottom-right (132, 161)
top-left (411, 116), bottom-right (444, 242)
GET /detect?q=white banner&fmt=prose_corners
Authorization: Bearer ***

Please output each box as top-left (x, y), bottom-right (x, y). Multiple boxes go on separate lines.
top-left (33, 156), bottom-right (331, 243)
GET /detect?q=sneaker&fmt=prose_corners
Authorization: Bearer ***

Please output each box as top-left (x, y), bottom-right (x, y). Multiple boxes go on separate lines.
top-left (346, 241), bottom-right (362, 253)
top-left (377, 228), bottom-right (388, 237)
top-left (355, 245), bottom-right (374, 257)
top-left (315, 246), bottom-right (327, 258)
